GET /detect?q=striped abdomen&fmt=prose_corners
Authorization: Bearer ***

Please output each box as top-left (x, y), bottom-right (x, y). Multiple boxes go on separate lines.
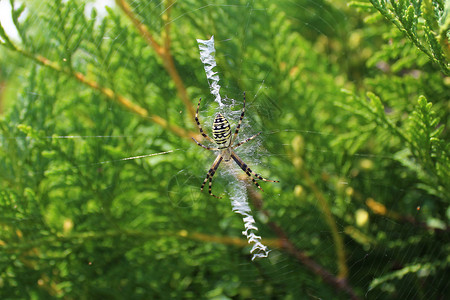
top-left (212, 113), bottom-right (231, 148)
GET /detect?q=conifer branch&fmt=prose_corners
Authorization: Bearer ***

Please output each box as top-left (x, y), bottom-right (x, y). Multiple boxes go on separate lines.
top-left (289, 136), bottom-right (349, 279)
top-left (301, 169), bottom-right (348, 279)
top-left (116, 0), bottom-right (197, 124)
top-left (7, 45), bottom-right (197, 140)
top-left (368, 0), bottom-right (450, 75)
top-left (247, 187), bottom-right (359, 300)
top-left (162, 0), bottom-right (175, 52)
top-left (3, 224), bottom-right (358, 300)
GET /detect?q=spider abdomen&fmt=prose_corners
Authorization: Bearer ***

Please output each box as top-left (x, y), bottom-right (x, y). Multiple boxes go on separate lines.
top-left (212, 113), bottom-right (231, 148)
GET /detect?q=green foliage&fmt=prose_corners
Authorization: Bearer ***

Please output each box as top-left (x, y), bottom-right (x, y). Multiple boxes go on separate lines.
top-left (369, 259), bottom-right (449, 292)
top-left (0, 0), bottom-right (448, 299)
top-left (338, 91), bottom-right (448, 201)
top-left (360, 0), bottom-right (450, 75)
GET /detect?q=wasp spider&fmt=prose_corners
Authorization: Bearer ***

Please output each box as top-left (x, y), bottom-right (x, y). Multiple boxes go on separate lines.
top-left (192, 92), bottom-right (279, 198)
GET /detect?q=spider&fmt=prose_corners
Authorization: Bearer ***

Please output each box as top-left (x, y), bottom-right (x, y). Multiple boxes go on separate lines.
top-left (192, 92), bottom-right (279, 198)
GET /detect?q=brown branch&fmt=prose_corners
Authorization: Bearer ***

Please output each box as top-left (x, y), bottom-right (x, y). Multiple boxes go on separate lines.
top-left (115, 0), bottom-right (196, 123)
top-left (289, 136), bottom-right (348, 279)
top-left (115, 0), bottom-right (164, 56)
top-left (73, 72), bottom-right (148, 117)
top-left (162, 0), bottom-right (175, 52)
top-left (6, 222), bottom-right (358, 299)
top-left (13, 48), bottom-right (198, 139)
top-left (247, 187), bottom-right (360, 300)
top-left (302, 169), bottom-right (348, 279)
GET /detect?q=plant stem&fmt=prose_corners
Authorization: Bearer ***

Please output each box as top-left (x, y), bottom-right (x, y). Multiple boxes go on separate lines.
top-left (247, 187), bottom-right (360, 300)
top-left (8, 45), bottom-right (197, 139)
top-left (115, 0), bottom-right (197, 123)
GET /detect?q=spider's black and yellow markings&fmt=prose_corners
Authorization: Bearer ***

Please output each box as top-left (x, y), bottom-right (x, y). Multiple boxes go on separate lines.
top-left (192, 92), bottom-right (279, 198)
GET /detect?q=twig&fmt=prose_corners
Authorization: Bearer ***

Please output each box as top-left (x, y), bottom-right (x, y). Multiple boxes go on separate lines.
top-left (5, 221), bottom-right (358, 299)
top-left (247, 187), bottom-right (360, 300)
top-left (302, 169), bottom-right (348, 279)
top-left (115, 0), bottom-right (196, 123)
top-left (289, 137), bottom-right (349, 279)
top-left (10, 46), bottom-right (197, 139)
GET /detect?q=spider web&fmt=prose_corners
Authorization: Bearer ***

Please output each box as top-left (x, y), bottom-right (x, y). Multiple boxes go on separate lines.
top-left (0, 0), bottom-right (448, 299)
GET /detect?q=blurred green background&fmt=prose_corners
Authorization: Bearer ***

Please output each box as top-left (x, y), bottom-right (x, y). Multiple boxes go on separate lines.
top-left (0, 0), bottom-right (448, 299)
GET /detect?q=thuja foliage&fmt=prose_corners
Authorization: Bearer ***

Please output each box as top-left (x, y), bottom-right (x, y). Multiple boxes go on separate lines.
top-left (0, 0), bottom-right (448, 299)
top-left (368, 0), bottom-right (450, 75)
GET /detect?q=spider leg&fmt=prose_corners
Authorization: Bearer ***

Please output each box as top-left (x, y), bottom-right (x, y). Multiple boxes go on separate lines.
top-left (232, 132), bottom-right (261, 149)
top-left (201, 155), bottom-right (223, 198)
top-left (192, 137), bottom-right (219, 151)
top-left (232, 92), bottom-right (246, 144)
top-left (195, 97), bottom-right (215, 143)
top-left (231, 151), bottom-right (279, 191)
